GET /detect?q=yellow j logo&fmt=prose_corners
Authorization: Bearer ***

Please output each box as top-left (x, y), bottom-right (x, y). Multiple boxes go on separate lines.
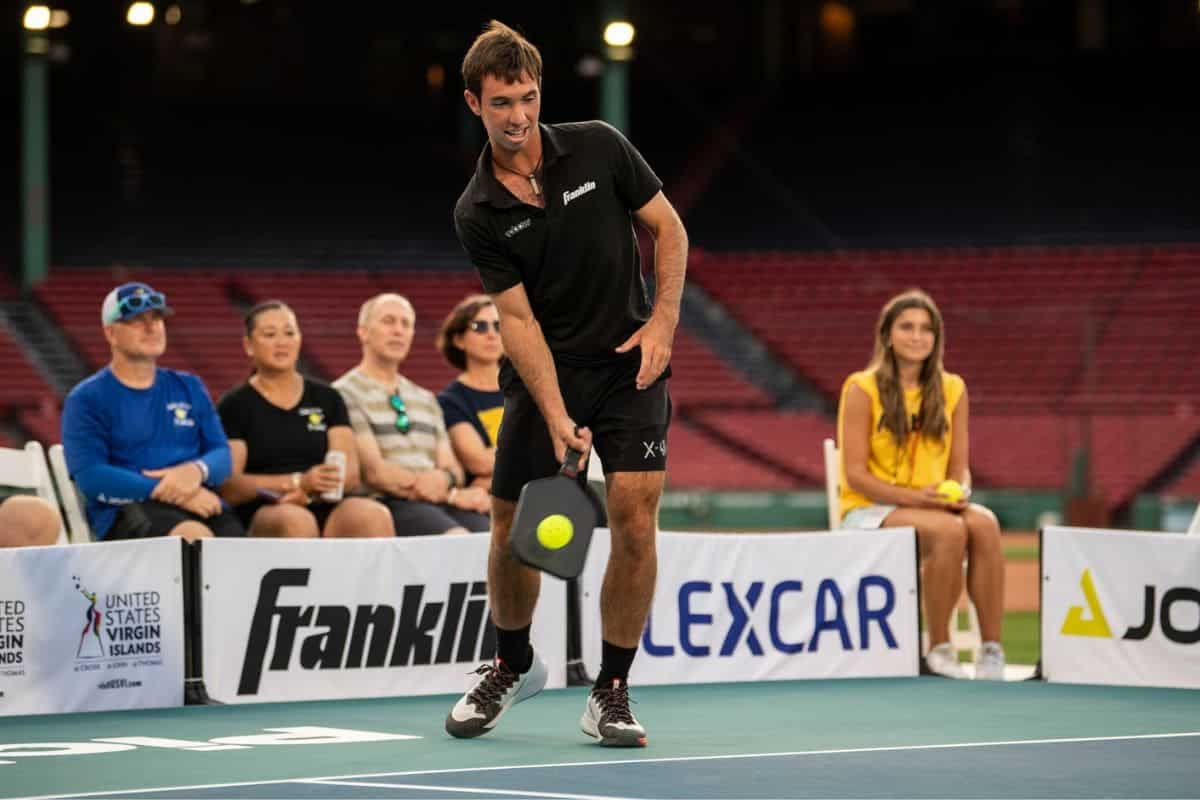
top-left (1061, 568), bottom-right (1113, 638)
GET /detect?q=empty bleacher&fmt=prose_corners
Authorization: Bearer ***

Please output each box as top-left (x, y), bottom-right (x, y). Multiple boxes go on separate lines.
top-left (688, 245), bottom-right (1200, 505)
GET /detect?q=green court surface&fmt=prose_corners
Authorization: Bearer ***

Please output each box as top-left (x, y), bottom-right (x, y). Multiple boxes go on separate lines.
top-left (3, 678), bottom-right (1198, 799)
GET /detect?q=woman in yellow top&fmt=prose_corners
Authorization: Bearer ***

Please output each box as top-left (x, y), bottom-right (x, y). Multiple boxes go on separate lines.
top-left (837, 289), bottom-right (1005, 680)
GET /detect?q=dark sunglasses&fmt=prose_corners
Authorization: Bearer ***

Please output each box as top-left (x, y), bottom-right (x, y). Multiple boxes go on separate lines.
top-left (389, 393), bottom-right (411, 434)
top-left (118, 291), bottom-right (167, 318)
top-left (468, 320), bottom-right (501, 334)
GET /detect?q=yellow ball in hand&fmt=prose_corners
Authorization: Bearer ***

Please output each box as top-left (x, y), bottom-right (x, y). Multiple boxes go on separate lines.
top-left (937, 479), bottom-right (965, 504)
top-left (536, 514), bottom-right (574, 550)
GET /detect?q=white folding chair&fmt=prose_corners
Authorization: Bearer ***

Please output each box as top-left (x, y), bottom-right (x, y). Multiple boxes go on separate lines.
top-left (822, 438), bottom-right (840, 530)
top-left (47, 443), bottom-right (93, 544)
top-left (0, 441), bottom-right (70, 545)
top-left (822, 437), bottom-right (982, 659)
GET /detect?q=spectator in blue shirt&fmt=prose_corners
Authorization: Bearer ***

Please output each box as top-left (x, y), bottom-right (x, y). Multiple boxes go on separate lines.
top-left (61, 282), bottom-right (244, 542)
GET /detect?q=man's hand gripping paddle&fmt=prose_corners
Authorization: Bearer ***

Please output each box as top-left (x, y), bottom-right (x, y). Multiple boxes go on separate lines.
top-left (510, 448), bottom-right (598, 580)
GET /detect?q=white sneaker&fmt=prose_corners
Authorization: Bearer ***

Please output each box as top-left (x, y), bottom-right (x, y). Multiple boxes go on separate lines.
top-left (581, 678), bottom-right (647, 747)
top-left (445, 649), bottom-right (548, 739)
top-left (974, 641), bottom-right (1007, 681)
top-left (925, 642), bottom-right (969, 679)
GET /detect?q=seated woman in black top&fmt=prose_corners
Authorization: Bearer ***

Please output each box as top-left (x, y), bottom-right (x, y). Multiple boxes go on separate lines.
top-left (217, 301), bottom-right (393, 538)
top-left (436, 295), bottom-right (504, 492)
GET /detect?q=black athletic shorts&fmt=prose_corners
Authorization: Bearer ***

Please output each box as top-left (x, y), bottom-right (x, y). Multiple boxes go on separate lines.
top-left (491, 355), bottom-right (672, 502)
top-left (105, 500), bottom-right (246, 540)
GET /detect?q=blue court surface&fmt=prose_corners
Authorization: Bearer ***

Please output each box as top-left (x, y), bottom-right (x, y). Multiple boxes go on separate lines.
top-left (4, 677), bottom-right (1198, 799)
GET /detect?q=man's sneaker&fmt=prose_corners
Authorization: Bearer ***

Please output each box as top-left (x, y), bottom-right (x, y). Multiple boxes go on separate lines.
top-left (925, 642), bottom-right (969, 679)
top-left (581, 678), bottom-right (647, 747)
top-left (445, 650), bottom-right (548, 739)
top-left (974, 641), bottom-right (1007, 681)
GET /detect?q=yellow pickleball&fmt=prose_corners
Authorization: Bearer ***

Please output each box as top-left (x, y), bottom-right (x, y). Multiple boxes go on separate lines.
top-left (536, 514), bottom-right (574, 550)
top-left (937, 479), bottom-right (965, 503)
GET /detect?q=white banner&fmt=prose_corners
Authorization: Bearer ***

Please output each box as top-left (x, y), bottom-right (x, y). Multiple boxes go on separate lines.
top-left (580, 528), bottom-right (919, 684)
top-left (1042, 525), bottom-right (1200, 689)
top-left (201, 536), bottom-right (566, 704)
top-left (0, 538), bottom-right (185, 716)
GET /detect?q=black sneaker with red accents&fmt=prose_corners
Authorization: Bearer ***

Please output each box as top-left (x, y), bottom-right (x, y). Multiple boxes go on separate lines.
top-left (580, 678), bottom-right (647, 747)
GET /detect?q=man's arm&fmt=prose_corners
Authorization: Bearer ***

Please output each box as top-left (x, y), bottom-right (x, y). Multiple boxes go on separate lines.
top-left (144, 380), bottom-right (231, 504)
top-left (493, 283), bottom-right (591, 467)
top-left (616, 191), bottom-right (689, 389)
top-left (62, 392), bottom-right (158, 504)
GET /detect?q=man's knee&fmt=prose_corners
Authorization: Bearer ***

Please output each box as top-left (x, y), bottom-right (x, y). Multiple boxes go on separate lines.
top-left (168, 520), bottom-right (213, 542)
top-left (488, 498), bottom-right (517, 551)
top-left (0, 496), bottom-right (61, 547)
top-left (251, 505), bottom-right (317, 538)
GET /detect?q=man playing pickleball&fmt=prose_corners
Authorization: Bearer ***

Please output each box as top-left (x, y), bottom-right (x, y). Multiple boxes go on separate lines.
top-left (447, 20), bottom-right (688, 747)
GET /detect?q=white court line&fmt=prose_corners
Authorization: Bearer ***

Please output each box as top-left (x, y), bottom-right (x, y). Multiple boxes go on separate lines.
top-left (303, 778), bottom-right (640, 800)
top-left (12, 730), bottom-right (1200, 800)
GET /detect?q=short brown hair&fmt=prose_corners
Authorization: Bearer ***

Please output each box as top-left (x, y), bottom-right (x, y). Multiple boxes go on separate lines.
top-left (461, 20), bottom-right (543, 99)
top-left (437, 294), bottom-right (495, 370)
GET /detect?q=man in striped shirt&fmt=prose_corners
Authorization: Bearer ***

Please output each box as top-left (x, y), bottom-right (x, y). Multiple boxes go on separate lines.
top-left (334, 293), bottom-right (491, 536)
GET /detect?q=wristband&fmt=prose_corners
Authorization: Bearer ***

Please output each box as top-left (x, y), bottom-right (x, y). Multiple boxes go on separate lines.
top-left (291, 472), bottom-right (303, 491)
top-left (192, 459), bottom-right (210, 483)
top-left (442, 468), bottom-right (457, 489)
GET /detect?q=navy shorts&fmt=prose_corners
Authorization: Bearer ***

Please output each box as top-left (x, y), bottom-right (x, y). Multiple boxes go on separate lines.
top-left (491, 356), bottom-right (672, 502)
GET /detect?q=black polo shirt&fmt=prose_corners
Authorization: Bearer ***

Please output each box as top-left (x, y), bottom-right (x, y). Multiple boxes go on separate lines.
top-left (454, 120), bottom-right (663, 365)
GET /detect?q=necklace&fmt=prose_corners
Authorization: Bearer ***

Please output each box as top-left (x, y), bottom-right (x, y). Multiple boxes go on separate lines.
top-left (492, 153), bottom-right (544, 199)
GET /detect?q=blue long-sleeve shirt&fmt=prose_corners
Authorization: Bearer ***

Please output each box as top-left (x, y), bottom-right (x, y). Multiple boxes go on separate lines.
top-left (61, 366), bottom-right (232, 539)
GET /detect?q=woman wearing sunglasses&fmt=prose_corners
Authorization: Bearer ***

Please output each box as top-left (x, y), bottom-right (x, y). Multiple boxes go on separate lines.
top-left (217, 301), bottom-right (393, 538)
top-left (436, 295), bottom-right (504, 492)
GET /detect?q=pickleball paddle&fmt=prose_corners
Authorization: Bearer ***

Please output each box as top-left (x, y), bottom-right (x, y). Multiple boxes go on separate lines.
top-left (510, 448), bottom-right (599, 580)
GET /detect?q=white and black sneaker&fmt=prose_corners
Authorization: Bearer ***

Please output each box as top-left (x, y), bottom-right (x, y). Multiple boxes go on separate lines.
top-left (581, 678), bottom-right (647, 747)
top-left (445, 650), bottom-right (548, 739)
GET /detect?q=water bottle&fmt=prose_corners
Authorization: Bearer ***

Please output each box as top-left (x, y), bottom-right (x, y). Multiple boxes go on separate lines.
top-left (321, 450), bottom-right (346, 502)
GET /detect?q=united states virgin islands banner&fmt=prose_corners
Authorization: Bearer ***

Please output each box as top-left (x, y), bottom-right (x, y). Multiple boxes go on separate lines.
top-left (201, 536), bottom-right (566, 703)
top-left (580, 528), bottom-right (919, 684)
top-left (0, 538), bottom-right (185, 716)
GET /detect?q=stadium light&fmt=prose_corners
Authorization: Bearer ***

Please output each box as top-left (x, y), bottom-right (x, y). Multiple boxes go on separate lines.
top-left (165, 4), bottom-right (181, 25)
top-left (49, 9), bottom-right (69, 28)
top-left (126, 2), bottom-right (155, 26)
top-left (23, 5), bottom-right (51, 30)
top-left (603, 21), bottom-right (635, 47)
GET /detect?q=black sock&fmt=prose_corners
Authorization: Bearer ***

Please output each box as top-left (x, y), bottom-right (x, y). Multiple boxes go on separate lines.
top-left (594, 640), bottom-right (637, 689)
top-left (495, 623), bottom-right (533, 674)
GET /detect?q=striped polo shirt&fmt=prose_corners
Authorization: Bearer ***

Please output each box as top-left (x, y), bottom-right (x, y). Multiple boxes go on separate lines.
top-left (333, 368), bottom-right (448, 489)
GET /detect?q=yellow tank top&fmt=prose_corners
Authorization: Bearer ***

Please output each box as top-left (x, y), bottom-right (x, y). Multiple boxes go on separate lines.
top-left (836, 369), bottom-right (965, 520)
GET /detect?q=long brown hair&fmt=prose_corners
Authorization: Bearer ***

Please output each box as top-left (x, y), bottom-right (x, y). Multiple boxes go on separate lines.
top-left (867, 289), bottom-right (947, 446)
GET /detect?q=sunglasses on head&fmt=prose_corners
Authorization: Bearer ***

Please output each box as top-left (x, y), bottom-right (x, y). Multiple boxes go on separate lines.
top-left (468, 320), bottom-right (501, 334)
top-left (118, 291), bottom-right (167, 318)
top-left (389, 393), bottom-right (411, 434)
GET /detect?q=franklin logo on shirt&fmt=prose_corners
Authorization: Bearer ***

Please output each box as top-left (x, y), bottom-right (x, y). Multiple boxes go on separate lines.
top-left (167, 402), bottom-right (194, 427)
top-left (301, 407), bottom-right (327, 432)
top-left (562, 180), bottom-right (596, 207)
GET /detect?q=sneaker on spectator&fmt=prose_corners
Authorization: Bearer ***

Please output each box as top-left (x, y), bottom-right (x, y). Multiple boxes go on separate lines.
top-left (925, 642), bottom-right (969, 679)
top-left (974, 641), bottom-right (1007, 681)
top-left (581, 678), bottom-right (647, 747)
top-left (445, 650), bottom-right (547, 739)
